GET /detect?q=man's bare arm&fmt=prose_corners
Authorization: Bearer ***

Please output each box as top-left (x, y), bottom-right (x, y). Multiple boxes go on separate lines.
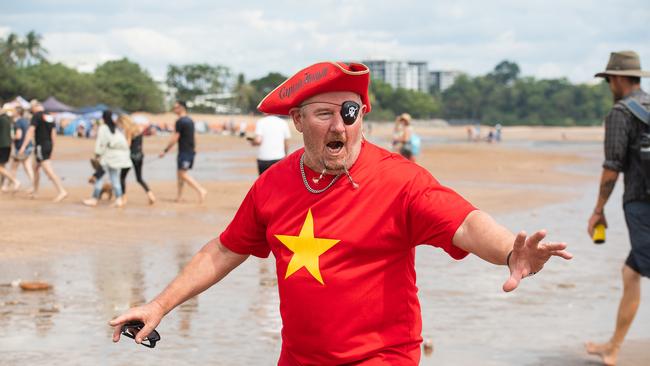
top-left (594, 168), bottom-right (619, 213)
top-left (587, 168), bottom-right (619, 236)
top-left (453, 210), bottom-right (572, 292)
top-left (109, 239), bottom-right (248, 343)
top-left (159, 132), bottom-right (180, 157)
top-left (452, 210), bottom-right (513, 265)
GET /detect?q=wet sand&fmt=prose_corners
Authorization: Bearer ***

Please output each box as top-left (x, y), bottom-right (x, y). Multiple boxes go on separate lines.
top-left (1, 124), bottom-right (648, 365)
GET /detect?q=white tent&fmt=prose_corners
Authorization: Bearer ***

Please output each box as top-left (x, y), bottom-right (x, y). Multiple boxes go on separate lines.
top-left (132, 115), bottom-right (150, 125)
top-left (11, 96), bottom-right (30, 109)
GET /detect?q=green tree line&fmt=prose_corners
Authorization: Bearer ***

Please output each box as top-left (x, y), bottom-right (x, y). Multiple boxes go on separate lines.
top-left (0, 31), bottom-right (164, 112)
top-left (440, 61), bottom-right (612, 125)
top-left (1, 31), bottom-right (612, 125)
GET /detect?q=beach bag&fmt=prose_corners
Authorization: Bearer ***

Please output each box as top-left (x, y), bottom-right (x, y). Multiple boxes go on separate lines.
top-left (620, 97), bottom-right (650, 194)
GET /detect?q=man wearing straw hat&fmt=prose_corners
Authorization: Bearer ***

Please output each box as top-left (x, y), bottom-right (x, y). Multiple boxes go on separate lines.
top-left (111, 61), bottom-right (573, 365)
top-left (586, 51), bottom-right (650, 365)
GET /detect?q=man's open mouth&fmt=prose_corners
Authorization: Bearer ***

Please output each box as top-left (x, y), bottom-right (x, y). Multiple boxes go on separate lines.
top-left (326, 141), bottom-right (344, 153)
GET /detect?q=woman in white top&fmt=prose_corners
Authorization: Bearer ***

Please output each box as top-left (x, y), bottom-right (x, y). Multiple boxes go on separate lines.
top-left (83, 110), bottom-right (132, 207)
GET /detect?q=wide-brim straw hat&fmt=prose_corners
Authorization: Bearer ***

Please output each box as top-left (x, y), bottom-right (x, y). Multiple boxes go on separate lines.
top-left (595, 51), bottom-right (650, 78)
top-left (397, 113), bottom-right (412, 124)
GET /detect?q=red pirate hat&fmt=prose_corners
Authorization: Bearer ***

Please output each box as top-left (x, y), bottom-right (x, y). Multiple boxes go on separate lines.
top-left (257, 61), bottom-right (371, 115)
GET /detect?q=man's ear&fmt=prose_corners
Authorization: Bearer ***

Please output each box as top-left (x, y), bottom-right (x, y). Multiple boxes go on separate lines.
top-left (290, 108), bottom-right (303, 133)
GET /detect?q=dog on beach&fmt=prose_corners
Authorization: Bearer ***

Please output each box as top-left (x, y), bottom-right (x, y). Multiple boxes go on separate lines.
top-left (88, 175), bottom-right (114, 201)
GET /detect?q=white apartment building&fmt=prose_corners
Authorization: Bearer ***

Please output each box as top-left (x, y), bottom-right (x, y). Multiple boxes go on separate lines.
top-left (363, 60), bottom-right (429, 93)
top-left (429, 70), bottom-right (463, 92)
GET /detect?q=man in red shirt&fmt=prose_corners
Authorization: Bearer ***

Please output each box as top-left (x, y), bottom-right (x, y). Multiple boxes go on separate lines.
top-left (110, 62), bottom-right (572, 365)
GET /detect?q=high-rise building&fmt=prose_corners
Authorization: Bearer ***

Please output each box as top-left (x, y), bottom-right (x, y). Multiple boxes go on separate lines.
top-left (363, 60), bottom-right (429, 93)
top-left (429, 70), bottom-right (463, 93)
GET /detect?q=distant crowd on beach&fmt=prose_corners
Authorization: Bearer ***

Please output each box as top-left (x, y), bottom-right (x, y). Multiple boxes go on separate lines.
top-left (0, 99), bottom-right (216, 207)
top-left (466, 123), bottom-right (502, 143)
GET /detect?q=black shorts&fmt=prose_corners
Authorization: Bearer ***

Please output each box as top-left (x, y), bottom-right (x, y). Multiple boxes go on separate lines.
top-left (177, 151), bottom-right (195, 170)
top-left (257, 159), bottom-right (281, 175)
top-left (624, 201), bottom-right (650, 277)
top-left (35, 143), bottom-right (52, 163)
top-left (0, 147), bottom-right (10, 164)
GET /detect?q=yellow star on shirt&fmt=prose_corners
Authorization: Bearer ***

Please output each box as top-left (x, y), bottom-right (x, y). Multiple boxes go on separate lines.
top-left (274, 209), bottom-right (340, 285)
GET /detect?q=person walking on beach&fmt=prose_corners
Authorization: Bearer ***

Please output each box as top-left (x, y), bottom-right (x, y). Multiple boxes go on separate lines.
top-left (159, 101), bottom-right (207, 203)
top-left (117, 114), bottom-right (156, 205)
top-left (247, 115), bottom-right (291, 175)
top-left (586, 51), bottom-right (650, 366)
top-left (83, 111), bottom-right (132, 207)
top-left (17, 100), bottom-right (67, 202)
top-left (0, 104), bottom-right (20, 191)
top-left (2, 106), bottom-right (34, 192)
top-left (111, 62), bottom-right (572, 365)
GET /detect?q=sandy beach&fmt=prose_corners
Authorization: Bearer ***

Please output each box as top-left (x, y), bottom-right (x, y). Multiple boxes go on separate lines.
top-left (1, 123), bottom-right (648, 365)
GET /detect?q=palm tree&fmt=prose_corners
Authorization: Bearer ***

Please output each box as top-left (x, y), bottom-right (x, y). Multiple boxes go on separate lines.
top-left (0, 32), bottom-right (26, 65)
top-left (25, 30), bottom-right (47, 65)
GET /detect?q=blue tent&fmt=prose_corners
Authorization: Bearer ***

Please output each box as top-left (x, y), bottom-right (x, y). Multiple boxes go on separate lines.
top-left (63, 116), bottom-right (94, 137)
top-left (77, 104), bottom-right (126, 115)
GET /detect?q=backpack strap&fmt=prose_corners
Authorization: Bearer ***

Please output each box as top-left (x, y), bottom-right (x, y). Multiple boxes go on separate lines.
top-left (620, 98), bottom-right (650, 125)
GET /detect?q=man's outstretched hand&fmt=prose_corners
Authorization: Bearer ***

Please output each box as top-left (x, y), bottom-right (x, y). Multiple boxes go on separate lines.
top-left (502, 230), bottom-right (573, 292)
top-left (109, 300), bottom-right (165, 344)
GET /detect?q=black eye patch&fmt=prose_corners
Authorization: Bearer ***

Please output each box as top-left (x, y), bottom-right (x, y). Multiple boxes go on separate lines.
top-left (300, 100), bottom-right (361, 125)
top-left (340, 101), bottom-right (360, 125)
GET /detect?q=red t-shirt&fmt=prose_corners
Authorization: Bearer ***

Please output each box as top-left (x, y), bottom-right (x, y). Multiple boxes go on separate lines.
top-left (220, 141), bottom-right (476, 365)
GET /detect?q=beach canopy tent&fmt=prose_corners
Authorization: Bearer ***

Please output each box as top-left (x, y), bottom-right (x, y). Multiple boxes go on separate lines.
top-left (77, 104), bottom-right (126, 115)
top-left (43, 96), bottom-right (77, 113)
top-left (11, 96), bottom-right (30, 109)
top-left (63, 116), bottom-right (94, 137)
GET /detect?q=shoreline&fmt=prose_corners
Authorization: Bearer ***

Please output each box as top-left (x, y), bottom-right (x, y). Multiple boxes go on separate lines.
top-left (0, 126), bottom-right (599, 260)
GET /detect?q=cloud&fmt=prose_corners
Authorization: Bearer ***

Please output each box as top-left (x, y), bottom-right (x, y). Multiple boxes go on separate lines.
top-left (1, 0), bottom-right (649, 88)
top-left (0, 26), bottom-right (10, 38)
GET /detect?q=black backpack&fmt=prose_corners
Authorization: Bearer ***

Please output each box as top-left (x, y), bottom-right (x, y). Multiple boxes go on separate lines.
top-left (620, 98), bottom-right (650, 194)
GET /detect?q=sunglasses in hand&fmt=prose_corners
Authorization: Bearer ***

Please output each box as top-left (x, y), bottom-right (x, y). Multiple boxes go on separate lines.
top-left (120, 321), bottom-right (161, 348)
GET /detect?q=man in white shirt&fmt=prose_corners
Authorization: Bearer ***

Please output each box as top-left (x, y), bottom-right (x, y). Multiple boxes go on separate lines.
top-left (248, 115), bottom-right (291, 175)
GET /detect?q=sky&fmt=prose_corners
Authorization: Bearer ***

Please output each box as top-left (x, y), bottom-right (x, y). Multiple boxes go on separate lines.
top-left (2, 0), bottom-right (649, 87)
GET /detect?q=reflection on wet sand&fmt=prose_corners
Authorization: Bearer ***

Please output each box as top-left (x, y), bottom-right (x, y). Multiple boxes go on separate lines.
top-left (250, 258), bottom-right (281, 342)
top-left (94, 246), bottom-right (145, 323)
top-left (176, 243), bottom-right (198, 335)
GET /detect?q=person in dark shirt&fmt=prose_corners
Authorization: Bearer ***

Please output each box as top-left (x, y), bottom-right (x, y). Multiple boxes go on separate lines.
top-left (117, 114), bottom-right (156, 205)
top-left (159, 101), bottom-right (207, 203)
top-left (0, 105), bottom-right (20, 191)
top-left (1, 106), bottom-right (34, 192)
top-left (18, 100), bottom-right (67, 202)
top-left (586, 51), bottom-right (650, 366)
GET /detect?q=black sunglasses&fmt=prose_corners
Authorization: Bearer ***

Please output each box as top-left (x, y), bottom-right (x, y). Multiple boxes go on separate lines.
top-left (604, 76), bottom-right (610, 83)
top-left (120, 321), bottom-right (161, 348)
top-left (299, 100), bottom-right (361, 125)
